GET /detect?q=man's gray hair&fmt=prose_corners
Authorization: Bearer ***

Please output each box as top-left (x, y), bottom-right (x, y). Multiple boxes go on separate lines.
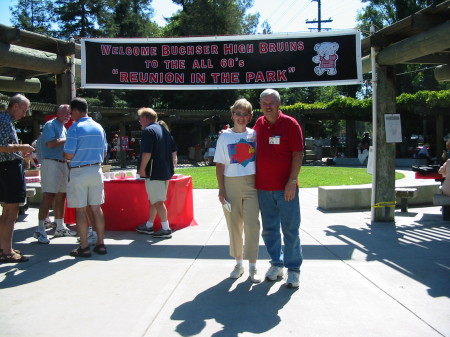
top-left (260, 89), bottom-right (281, 104)
top-left (8, 94), bottom-right (30, 109)
top-left (57, 104), bottom-right (70, 112)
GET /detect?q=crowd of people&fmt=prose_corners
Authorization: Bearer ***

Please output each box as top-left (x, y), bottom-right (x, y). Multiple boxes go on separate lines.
top-left (0, 89), bottom-right (306, 289)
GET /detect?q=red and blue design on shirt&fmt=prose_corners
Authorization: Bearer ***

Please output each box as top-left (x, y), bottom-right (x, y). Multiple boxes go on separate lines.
top-left (227, 139), bottom-right (255, 167)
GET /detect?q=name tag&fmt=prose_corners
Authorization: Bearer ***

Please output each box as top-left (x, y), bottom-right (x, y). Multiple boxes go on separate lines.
top-left (269, 136), bottom-right (281, 145)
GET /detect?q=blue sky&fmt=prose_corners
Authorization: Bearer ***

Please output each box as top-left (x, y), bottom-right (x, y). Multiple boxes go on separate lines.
top-left (0, 0), bottom-right (365, 33)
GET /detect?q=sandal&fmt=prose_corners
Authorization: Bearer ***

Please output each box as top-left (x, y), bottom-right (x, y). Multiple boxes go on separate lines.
top-left (93, 244), bottom-right (107, 255)
top-left (70, 246), bottom-right (91, 258)
top-left (0, 249), bottom-right (21, 255)
top-left (1, 251), bottom-right (29, 263)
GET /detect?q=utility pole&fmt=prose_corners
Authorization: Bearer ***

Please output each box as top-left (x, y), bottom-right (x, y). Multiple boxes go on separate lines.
top-left (305, 0), bottom-right (333, 31)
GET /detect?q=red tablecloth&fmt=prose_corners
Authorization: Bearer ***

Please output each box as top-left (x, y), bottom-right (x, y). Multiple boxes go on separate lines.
top-left (65, 175), bottom-right (197, 231)
top-left (415, 172), bottom-right (444, 180)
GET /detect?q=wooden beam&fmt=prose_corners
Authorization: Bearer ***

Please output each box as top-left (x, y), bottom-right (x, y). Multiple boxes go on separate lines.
top-left (435, 64), bottom-right (450, 82)
top-left (0, 42), bottom-right (68, 75)
top-left (377, 20), bottom-right (450, 66)
top-left (0, 76), bottom-right (41, 93)
top-left (403, 54), bottom-right (450, 64)
top-left (0, 24), bottom-right (79, 57)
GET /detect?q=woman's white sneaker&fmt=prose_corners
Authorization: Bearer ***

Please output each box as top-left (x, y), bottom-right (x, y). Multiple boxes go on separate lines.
top-left (249, 268), bottom-right (261, 283)
top-left (229, 265), bottom-right (244, 279)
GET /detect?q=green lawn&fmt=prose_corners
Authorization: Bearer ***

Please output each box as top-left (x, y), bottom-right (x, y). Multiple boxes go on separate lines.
top-left (175, 166), bottom-right (405, 189)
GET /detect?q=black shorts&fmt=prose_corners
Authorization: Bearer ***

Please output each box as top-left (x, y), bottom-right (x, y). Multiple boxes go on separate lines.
top-left (0, 160), bottom-right (26, 204)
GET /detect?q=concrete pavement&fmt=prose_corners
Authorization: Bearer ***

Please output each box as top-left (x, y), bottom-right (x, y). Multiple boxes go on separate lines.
top-left (1, 170), bottom-right (449, 337)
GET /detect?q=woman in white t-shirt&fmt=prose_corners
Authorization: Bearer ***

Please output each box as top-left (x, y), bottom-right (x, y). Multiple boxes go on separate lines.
top-left (214, 98), bottom-right (261, 283)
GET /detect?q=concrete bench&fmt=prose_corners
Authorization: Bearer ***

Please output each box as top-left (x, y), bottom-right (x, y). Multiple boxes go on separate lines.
top-left (318, 181), bottom-right (440, 210)
top-left (395, 188), bottom-right (418, 212)
top-left (433, 194), bottom-right (450, 220)
top-left (333, 158), bottom-right (427, 167)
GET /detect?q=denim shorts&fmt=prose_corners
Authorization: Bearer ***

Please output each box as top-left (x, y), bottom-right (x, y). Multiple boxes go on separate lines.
top-left (0, 159), bottom-right (26, 204)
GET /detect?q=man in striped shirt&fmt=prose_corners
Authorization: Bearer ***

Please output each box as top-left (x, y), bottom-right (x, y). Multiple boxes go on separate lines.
top-left (64, 97), bottom-right (108, 258)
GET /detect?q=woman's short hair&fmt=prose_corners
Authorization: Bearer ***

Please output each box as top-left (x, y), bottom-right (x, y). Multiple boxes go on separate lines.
top-left (230, 98), bottom-right (253, 115)
top-left (137, 107), bottom-right (158, 121)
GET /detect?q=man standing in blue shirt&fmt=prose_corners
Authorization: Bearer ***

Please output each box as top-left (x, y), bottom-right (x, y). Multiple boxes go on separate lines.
top-left (34, 104), bottom-right (76, 244)
top-left (64, 98), bottom-right (108, 257)
top-left (0, 94), bottom-right (34, 263)
top-left (136, 108), bottom-right (177, 239)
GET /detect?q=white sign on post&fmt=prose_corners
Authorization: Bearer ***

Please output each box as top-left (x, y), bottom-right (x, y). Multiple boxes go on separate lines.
top-left (385, 114), bottom-right (402, 143)
top-left (367, 146), bottom-right (374, 174)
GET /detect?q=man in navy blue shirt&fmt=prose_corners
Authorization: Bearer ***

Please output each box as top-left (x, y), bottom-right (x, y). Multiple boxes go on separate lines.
top-left (136, 108), bottom-right (177, 239)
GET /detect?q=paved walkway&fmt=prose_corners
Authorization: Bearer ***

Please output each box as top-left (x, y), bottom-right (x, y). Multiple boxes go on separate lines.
top-left (1, 170), bottom-right (449, 337)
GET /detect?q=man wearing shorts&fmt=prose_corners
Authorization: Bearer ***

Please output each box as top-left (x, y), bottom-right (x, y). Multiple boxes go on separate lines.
top-left (0, 94), bottom-right (34, 263)
top-left (135, 108), bottom-right (177, 239)
top-left (34, 104), bottom-right (76, 244)
top-left (64, 98), bottom-right (108, 257)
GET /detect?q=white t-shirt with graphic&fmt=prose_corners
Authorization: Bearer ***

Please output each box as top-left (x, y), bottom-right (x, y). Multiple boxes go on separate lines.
top-left (213, 128), bottom-right (256, 177)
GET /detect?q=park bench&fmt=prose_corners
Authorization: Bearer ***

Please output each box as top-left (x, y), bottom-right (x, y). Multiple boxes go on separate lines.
top-left (395, 188), bottom-right (418, 212)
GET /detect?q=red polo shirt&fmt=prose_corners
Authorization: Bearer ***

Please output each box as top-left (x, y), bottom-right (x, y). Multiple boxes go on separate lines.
top-left (253, 112), bottom-right (304, 191)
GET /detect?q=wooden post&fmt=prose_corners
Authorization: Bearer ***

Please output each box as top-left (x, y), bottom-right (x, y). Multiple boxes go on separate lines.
top-left (55, 73), bottom-right (72, 106)
top-left (371, 65), bottom-right (397, 222)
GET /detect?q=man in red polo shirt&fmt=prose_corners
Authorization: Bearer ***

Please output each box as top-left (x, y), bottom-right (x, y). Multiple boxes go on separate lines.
top-left (253, 89), bottom-right (304, 288)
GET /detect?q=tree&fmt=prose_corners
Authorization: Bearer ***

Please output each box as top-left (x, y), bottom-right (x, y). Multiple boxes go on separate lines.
top-left (101, 0), bottom-right (160, 38)
top-left (165, 0), bottom-right (259, 36)
top-left (356, 0), bottom-right (449, 95)
top-left (54, 0), bottom-right (107, 39)
top-left (10, 0), bottom-right (55, 35)
top-left (356, 0), bottom-right (444, 35)
top-left (261, 20), bottom-right (272, 34)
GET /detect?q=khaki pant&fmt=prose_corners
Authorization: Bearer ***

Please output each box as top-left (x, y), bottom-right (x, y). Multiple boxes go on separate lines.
top-left (223, 175), bottom-right (260, 260)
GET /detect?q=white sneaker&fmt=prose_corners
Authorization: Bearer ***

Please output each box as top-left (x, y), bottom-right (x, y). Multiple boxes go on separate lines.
top-left (33, 231), bottom-right (50, 244)
top-left (54, 227), bottom-right (77, 237)
top-left (229, 265), bottom-right (244, 279)
top-left (77, 229), bottom-right (98, 245)
top-left (286, 271), bottom-right (300, 288)
top-left (265, 265), bottom-right (284, 281)
top-left (44, 218), bottom-right (56, 229)
top-left (249, 268), bottom-right (261, 283)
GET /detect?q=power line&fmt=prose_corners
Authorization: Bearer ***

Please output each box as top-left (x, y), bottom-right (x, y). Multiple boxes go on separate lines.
top-left (283, 2), bottom-right (314, 30)
top-left (270, 0), bottom-right (310, 31)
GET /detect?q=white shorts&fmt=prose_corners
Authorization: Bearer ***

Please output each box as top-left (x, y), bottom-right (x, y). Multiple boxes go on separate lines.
top-left (67, 165), bottom-right (104, 208)
top-left (144, 179), bottom-right (169, 204)
top-left (41, 159), bottom-right (69, 193)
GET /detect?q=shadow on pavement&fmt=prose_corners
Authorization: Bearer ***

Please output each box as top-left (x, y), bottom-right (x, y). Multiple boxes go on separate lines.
top-left (171, 278), bottom-right (297, 337)
top-left (325, 217), bottom-right (450, 298)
